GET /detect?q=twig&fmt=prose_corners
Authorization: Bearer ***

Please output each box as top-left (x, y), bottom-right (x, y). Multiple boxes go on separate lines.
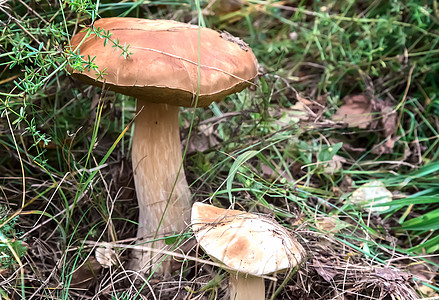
top-left (83, 241), bottom-right (278, 282)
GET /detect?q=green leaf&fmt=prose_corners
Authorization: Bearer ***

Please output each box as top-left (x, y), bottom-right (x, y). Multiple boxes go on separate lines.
top-left (318, 142), bottom-right (343, 162)
top-left (407, 234), bottom-right (439, 254)
top-left (260, 77), bottom-right (269, 94)
top-left (164, 235), bottom-right (178, 245)
top-left (411, 161), bottom-right (439, 179)
top-left (226, 150), bottom-right (260, 205)
top-left (401, 208), bottom-right (439, 231)
top-left (374, 196), bottom-right (439, 208)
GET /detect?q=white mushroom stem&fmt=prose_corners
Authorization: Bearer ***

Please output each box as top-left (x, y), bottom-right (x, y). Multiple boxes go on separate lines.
top-left (130, 97), bottom-right (191, 275)
top-left (229, 274), bottom-right (265, 300)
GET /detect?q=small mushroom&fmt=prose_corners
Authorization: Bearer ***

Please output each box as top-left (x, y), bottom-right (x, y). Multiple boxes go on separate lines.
top-left (191, 202), bottom-right (305, 300)
top-left (68, 18), bottom-right (258, 275)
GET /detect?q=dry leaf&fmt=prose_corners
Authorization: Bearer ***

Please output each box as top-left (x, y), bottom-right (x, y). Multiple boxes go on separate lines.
top-left (339, 175), bottom-right (353, 194)
top-left (324, 154), bottom-right (346, 174)
top-left (290, 101), bottom-right (312, 120)
top-left (372, 136), bottom-right (400, 154)
top-left (332, 94), bottom-right (373, 129)
top-left (380, 105), bottom-right (397, 137)
top-left (371, 102), bottom-right (399, 154)
top-left (260, 162), bottom-right (278, 181)
top-left (374, 267), bottom-right (410, 282)
top-left (70, 257), bottom-right (101, 289)
top-left (203, 0), bottom-right (243, 15)
top-left (350, 180), bottom-right (392, 212)
top-left (273, 102), bottom-right (310, 127)
top-left (95, 246), bottom-right (118, 268)
top-left (418, 285), bottom-right (439, 298)
top-left (260, 162), bottom-right (293, 183)
top-left (407, 260), bottom-right (438, 282)
top-left (313, 258), bottom-right (337, 282)
top-left (315, 216), bottom-right (348, 234)
top-left (187, 124), bottom-right (220, 154)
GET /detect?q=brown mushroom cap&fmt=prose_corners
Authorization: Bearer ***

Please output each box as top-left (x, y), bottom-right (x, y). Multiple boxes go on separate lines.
top-left (191, 202), bottom-right (306, 276)
top-left (68, 18), bottom-right (258, 107)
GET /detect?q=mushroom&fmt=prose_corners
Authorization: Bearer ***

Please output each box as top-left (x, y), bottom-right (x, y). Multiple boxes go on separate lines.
top-left (68, 18), bottom-right (258, 275)
top-left (191, 202), bottom-right (305, 300)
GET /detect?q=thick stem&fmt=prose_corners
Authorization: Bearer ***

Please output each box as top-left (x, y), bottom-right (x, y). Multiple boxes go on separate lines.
top-left (229, 274), bottom-right (265, 300)
top-left (129, 98), bottom-right (191, 275)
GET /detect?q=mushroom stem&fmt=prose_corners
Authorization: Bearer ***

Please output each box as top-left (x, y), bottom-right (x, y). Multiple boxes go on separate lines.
top-left (229, 274), bottom-right (265, 300)
top-left (130, 97), bottom-right (191, 275)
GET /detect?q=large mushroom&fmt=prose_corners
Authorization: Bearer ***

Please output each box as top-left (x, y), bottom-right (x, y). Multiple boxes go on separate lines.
top-left (191, 202), bottom-right (306, 300)
top-left (68, 18), bottom-right (258, 275)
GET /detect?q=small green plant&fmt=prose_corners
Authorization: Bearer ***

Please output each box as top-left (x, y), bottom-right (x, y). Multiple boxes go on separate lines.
top-left (0, 207), bottom-right (26, 269)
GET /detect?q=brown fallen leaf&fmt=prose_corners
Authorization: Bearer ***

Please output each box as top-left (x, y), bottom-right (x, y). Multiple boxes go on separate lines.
top-left (380, 105), bottom-right (397, 137)
top-left (371, 136), bottom-right (400, 154)
top-left (272, 102), bottom-right (309, 127)
top-left (203, 0), bottom-right (243, 15)
top-left (95, 246), bottom-right (119, 268)
top-left (313, 258), bottom-right (337, 282)
top-left (371, 101), bottom-right (398, 154)
top-left (374, 267), bottom-right (410, 282)
top-left (260, 162), bottom-right (293, 183)
top-left (186, 124), bottom-right (220, 154)
top-left (315, 216), bottom-right (348, 234)
top-left (323, 154), bottom-right (346, 174)
top-left (332, 94), bottom-right (373, 129)
top-left (70, 257), bottom-right (101, 289)
top-left (339, 175), bottom-right (353, 194)
top-left (406, 260), bottom-right (438, 282)
top-left (260, 162), bottom-right (275, 179)
top-left (294, 92), bottom-right (326, 118)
